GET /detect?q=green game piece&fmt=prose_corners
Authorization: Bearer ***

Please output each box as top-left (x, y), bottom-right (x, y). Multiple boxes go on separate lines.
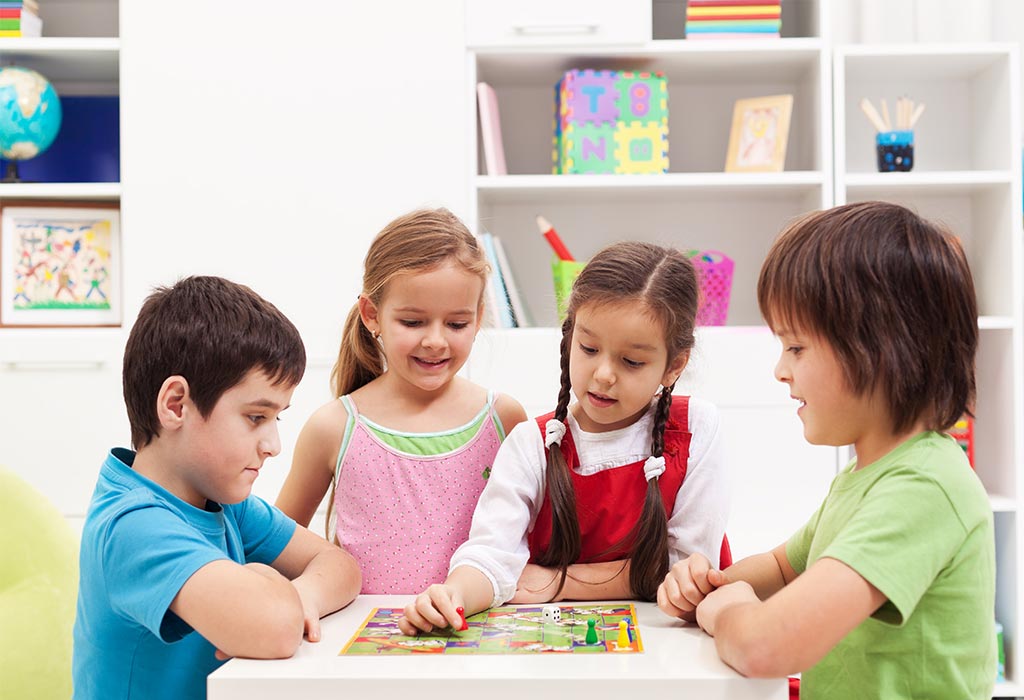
top-left (585, 617), bottom-right (599, 645)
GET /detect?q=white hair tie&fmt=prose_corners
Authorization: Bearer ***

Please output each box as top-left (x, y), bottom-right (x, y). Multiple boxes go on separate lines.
top-left (544, 419), bottom-right (567, 449)
top-left (644, 455), bottom-right (666, 482)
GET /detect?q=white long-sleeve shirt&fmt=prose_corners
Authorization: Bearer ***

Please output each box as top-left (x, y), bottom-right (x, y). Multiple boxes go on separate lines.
top-left (449, 396), bottom-right (730, 606)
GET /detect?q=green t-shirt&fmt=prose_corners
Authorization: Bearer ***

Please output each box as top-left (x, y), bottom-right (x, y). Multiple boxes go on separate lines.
top-left (786, 431), bottom-right (995, 700)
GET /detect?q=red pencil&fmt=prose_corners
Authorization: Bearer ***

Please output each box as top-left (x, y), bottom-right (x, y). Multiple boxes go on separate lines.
top-left (536, 215), bottom-right (575, 261)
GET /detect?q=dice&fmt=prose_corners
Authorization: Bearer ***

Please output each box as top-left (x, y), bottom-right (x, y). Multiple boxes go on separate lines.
top-left (542, 605), bottom-right (561, 623)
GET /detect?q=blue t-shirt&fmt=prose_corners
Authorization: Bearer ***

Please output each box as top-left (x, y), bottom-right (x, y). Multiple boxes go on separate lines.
top-left (72, 448), bottom-right (297, 699)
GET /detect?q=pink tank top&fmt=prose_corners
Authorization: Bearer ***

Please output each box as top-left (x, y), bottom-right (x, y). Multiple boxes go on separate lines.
top-left (332, 392), bottom-right (503, 594)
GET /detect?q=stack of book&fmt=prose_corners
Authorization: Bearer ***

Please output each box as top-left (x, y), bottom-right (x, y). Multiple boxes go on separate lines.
top-left (0, 0), bottom-right (42, 38)
top-left (685, 0), bottom-right (781, 40)
top-left (478, 232), bottom-right (531, 329)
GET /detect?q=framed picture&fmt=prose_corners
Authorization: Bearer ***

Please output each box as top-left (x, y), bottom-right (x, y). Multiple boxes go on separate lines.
top-left (0, 201), bottom-right (121, 327)
top-left (725, 94), bottom-right (794, 172)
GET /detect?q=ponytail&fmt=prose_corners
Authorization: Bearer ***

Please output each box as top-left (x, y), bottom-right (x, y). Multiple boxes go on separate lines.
top-left (330, 301), bottom-right (384, 398)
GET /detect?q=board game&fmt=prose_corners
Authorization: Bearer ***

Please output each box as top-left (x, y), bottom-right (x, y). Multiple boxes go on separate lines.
top-left (340, 603), bottom-right (643, 655)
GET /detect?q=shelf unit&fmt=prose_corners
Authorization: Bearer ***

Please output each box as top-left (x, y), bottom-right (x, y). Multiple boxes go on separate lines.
top-left (464, 0), bottom-right (837, 571)
top-left (465, 3), bottom-right (1022, 696)
top-left (835, 43), bottom-right (1023, 696)
top-left (0, 1), bottom-right (121, 529)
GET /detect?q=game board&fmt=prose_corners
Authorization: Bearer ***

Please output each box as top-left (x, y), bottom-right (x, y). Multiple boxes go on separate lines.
top-left (340, 603), bottom-right (643, 655)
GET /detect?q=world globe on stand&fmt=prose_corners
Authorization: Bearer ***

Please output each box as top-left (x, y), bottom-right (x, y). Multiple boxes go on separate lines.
top-left (0, 66), bottom-right (62, 182)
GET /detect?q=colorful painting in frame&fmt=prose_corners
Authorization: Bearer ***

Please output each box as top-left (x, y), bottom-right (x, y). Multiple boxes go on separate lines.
top-left (725, 94), bottom-right (793, 173)
top-left (0, 201), bottom-right (121, 327)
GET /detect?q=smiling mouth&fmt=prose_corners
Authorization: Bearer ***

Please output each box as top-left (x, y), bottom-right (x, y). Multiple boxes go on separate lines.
top-left (415, 357), bottom-right (449, 367)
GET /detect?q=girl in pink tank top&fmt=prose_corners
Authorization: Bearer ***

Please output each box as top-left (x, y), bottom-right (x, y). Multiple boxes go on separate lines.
top-left (275, 208), bottom-right (526, 593)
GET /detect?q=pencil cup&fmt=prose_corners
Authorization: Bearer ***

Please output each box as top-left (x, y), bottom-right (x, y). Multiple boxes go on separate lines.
top-left (876, 130), bottom-right (914, 172)
top-left (688, 250), bottom-right (734, 326)
top-left (551, 258), bottom-right (586, 321)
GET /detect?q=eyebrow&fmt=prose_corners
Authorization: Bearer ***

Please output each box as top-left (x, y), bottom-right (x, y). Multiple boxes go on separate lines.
top-left (244, 399), bottom-right (289, 411)
top-left (577, 324), bottom-right (657, 352)
top-left (393, 306), bottom-right (475, 315)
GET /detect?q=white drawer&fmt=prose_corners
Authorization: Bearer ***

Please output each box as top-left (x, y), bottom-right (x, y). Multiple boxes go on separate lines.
top-left (465, 0), bottom-right (651, 48)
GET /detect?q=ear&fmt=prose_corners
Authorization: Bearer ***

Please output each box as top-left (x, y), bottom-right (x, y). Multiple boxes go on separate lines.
top-left (661, 350), bottom-right (690, 389)
top-left (155, 375), bottom-right (191, 432)
top-left (357, 294), bottom-right (380, 336)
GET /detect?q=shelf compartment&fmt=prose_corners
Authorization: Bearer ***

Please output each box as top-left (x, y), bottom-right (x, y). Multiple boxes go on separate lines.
top-left (836, 45), bottom-right (1016, 173)
top-left (479, 189), bottom-right (824, 327)
top-left (474, 40), bottom-right (826, 175)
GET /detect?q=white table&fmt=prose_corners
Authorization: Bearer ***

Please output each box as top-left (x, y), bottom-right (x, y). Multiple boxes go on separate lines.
top-left (208, 596), bottom-right (788, 699)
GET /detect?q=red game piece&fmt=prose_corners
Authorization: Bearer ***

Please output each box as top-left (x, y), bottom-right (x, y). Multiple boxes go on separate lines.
top-left (455, 606), bottom-right (469, 631)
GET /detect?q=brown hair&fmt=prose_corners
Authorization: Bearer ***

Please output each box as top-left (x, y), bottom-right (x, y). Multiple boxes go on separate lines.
top-left (757, 200), bottom-right (978, 433)
top-left (123, 275), bottom-right (306, 449)
top-left (538, 241), bottom-right (699, 601)
top-left (330, 207), bottom-right (488, 397)
top-left (325, 207), bottom-right (489, 537)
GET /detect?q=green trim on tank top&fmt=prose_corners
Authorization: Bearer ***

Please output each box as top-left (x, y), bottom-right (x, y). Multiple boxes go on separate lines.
top-left (361, 403), bottom-right (492, 456)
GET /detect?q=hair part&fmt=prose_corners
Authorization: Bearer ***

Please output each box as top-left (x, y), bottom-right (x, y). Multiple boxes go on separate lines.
top-left (757, 200), bottom-right (978, 433)
top-left (123, 275), bottom-right (306, 450)
top-left (537, 241), bottom-right (700, 601)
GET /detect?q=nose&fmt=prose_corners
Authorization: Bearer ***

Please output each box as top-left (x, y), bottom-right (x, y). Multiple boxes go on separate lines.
top-left (593, 357), bottom-right (616, 385)
top-left (773, 353), bottom-right (791, 384)
top-left (422, 322), bottom-right (447, 350)
top-left (260, 424), bottom-right (282, 458)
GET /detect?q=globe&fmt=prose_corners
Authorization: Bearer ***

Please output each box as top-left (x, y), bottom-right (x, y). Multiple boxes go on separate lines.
top-left (0, 66), bottom-right (62, 182)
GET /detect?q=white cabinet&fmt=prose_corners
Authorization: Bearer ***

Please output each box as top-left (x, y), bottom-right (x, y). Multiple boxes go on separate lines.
top-left (835, 43), bottom-right (1023, 697)
top-left (0, 0), bottom-right (122, 529)
top-left (465, 0), bottom-right (836, 562)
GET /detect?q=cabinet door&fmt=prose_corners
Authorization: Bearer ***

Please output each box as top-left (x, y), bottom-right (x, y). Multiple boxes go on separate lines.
top-left (466, 0), bottom-right (650, 48)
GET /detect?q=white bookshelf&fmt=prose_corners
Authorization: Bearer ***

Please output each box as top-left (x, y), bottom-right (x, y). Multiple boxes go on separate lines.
top-left (464, 0), bottom-right (835, 572)
top-left (835, 42), bottom-right (1022, 695)
top-left (466, 2), bottom-right (1022, 695)
top-left (0, 1), bottom-right (122, 525)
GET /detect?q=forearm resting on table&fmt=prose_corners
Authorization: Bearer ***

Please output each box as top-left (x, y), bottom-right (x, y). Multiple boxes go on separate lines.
top-left (721, 546), bottom-right (793, 600)
top-left (447, 565), bottom-right (501, 616)
top-left (293, 546), bottom-right (361, 616)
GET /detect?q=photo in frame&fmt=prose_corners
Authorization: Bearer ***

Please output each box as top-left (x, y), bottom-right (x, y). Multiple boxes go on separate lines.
top-left (0, 201), bottom-right (121, 327)
top-left (725, 94), bottom-right (794, 172)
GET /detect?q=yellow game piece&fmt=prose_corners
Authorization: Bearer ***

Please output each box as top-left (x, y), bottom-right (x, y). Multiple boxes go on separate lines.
top-left (616, 619), bottom-right (630, 649)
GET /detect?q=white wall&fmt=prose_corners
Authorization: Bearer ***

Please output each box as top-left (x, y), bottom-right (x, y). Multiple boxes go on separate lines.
top-left (0, 0), bottom-right (469, 530)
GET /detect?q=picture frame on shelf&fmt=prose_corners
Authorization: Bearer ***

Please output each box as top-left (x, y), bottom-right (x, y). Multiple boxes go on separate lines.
top-left (725, 94), bottom-right (793, 172)
top-left (0, 200), bottom-right (121, 328)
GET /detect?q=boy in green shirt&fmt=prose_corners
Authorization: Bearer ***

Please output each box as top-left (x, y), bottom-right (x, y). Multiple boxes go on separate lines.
top-left (657, 201), bottom-right (995, 699)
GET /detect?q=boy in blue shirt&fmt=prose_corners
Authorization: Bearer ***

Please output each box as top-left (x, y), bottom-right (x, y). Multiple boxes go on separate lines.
top-left (73, 276), bottom-right (362, 699)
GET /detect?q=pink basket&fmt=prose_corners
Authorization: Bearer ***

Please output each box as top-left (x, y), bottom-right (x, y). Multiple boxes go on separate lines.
top-left (689, 250), bottom-right (734, 326)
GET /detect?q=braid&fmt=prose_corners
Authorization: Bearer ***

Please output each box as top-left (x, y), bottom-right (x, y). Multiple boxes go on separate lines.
top-left (535, 316), bottom-right (581, 598)
top-left (628, 384), bottom-right (674, 600)
top-left (650, 385), bottom-right (673, 457)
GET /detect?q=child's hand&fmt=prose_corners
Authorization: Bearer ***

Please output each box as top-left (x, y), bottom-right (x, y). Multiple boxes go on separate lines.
top-left (694, 580), bottom-right (758, 636)
top-left (291, 577), bottom-right (323, 643)
top-left (509, 564), bottom-right (562, 604)
top-left (656, 553), bottom-right (722, 621)
top-left (398, 584), bottom-right (464, 635)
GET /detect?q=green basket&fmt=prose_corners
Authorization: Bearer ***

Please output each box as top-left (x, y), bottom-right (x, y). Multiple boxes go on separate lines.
top-left (551, 258), bottom-right (587, 321)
